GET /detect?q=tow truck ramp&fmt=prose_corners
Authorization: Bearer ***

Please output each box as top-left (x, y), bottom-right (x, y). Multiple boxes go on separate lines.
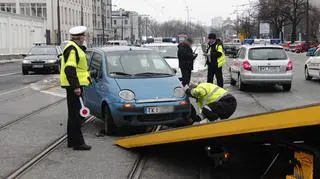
top-left (114, 104), bottom-right (320, 179)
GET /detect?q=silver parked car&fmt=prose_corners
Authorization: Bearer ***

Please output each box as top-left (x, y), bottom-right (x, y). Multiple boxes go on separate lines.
top-left (229, 45), bottom-right (293, 91)
top-left (305, 48), bottom-right (320, 80)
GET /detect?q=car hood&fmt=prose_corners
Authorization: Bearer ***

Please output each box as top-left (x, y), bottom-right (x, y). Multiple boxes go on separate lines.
top-left (24, 55), bottom-right (57, 61)
top-left (114, 77), bottom-right (182, 100)
top-left (164, 58), bottom-right (179, 69)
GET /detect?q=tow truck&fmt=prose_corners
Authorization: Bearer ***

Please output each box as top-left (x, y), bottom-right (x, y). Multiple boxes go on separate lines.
top-left (115, 104), bottom-right (320, 178)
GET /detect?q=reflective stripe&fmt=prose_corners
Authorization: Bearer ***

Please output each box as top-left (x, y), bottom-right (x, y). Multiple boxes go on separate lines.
top-left (201, 86), bottom-right (219, 107)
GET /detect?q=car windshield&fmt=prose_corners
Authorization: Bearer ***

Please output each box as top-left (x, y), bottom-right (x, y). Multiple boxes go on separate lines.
top-left (147, 46), bottom-right (178, 58)
top-left (106, 52), bottom-right (174, 77)
top-left (28, 47), bottom-right (57, 55)
top-left (249, 48), bottom-right (288, 60)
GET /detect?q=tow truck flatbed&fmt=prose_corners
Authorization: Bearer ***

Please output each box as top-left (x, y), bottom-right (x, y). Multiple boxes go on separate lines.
top-left (115, 104), bottom-right (320, 179)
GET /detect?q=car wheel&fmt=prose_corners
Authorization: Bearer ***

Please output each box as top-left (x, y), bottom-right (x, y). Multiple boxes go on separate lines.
top-left (283, 83), bottom-right (292, 91)
top-left (103, 104), bottom-right (118, 136)
top-left (22, 69), bottom-right (28, 75)
top-left (305, 67), bottom-right (312, 81)
top-left (230, 69), bottom-right (236, 86)
top-left (238, 74), bottom-right (247, 91)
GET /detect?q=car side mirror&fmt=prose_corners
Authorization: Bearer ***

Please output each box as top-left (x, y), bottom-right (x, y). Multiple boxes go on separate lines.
top-left (172, 68), bottom-right (177, 74)
top-left (90, 69), bottom-right (98, 79)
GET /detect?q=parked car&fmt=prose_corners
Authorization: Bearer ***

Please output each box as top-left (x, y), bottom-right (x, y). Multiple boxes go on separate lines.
top-left (106, 40), bottom-right (128, 46)
top-left (224, 43), bottom-right (240, 57)
top-left (305, 48), bottom-right (320, 81)
top-left (83, 46), bottom-right (190, 135)
top-left (22, 45), bottom-right (62, 75)
top-left (289, 43), bottom-right (298, 52)
top-left (229, 45), bottom-right (293, 91)
top-left (142, 43), bottom-right (182, 79)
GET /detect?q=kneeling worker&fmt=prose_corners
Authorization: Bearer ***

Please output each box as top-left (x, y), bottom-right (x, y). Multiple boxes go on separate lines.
top-left (187, 83), bottom-right (237, 124)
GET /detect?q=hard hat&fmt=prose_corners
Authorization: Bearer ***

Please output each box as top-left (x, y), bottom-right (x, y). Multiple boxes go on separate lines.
top-left (69, 26), bottom-right (87, 36)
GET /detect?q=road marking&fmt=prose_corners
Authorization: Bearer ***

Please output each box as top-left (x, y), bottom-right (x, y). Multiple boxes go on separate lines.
top-left (0, 72), bottom-right (21, 77)
top-left (40, 90), bottom-right (66, 98)
top-left (0, 86), bottom-right (29, 96)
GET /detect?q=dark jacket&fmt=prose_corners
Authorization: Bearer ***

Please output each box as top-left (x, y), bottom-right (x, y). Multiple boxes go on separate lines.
top-left (178, 42), bottom-right (197, 70)
top-left (208, 39), bottom-right (223, 68)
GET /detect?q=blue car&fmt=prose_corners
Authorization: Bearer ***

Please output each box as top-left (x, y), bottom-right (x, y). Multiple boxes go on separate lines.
top-left (84, 46), bottom-right (191, 135)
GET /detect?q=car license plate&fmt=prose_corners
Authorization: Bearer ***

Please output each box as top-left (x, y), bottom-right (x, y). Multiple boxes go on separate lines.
top-left (259, 66), bottom-right (280, 72)
top-left (144, 106), bottom-right (174, 114)
top-left (32, 64), bottom-right (43, 68)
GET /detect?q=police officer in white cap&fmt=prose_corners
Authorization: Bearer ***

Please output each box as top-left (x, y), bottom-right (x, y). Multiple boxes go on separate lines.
top-left (60, 26), bottom-right (92, 150)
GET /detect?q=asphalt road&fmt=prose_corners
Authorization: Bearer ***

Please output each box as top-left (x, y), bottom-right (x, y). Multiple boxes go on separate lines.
top-left (1, 52), bottom-right (319, 178)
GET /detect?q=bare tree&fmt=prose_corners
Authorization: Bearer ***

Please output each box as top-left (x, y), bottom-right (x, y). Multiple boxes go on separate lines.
top-left (281, 0), bottom-right (307, 42)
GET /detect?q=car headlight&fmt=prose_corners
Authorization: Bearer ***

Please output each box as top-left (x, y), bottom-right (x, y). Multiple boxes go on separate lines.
top-left (174, 87), bottom-right (185, 98)
top-left (119, 90), bottom-right (135, 101)
top-left (47, 59), bottom-right (57, 63)
top-left (22, 60), bottom-right (31, 64)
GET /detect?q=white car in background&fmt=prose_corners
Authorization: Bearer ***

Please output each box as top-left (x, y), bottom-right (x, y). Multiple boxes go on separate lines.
top-left (143, 43), bottom-right (182, 79)
top-left (305, 48), bottom-right (320, 80)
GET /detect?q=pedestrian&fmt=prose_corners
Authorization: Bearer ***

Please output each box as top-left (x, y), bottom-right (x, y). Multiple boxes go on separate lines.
top-left (186, 82), bottom-right (237, 124)
top-left (60, 26), bottom-right (92, 150)
top-left (177, 37), bottom-right (198, 86)
top-left (204, 33), bottom-right (226, 87)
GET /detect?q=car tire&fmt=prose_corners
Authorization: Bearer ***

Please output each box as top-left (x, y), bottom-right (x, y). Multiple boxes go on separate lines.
top-left (103, 104), bottom-right (118, 136)
top-left (283, 83), bottom-right (292, 92)
top-left (22, 69), bottom-right (28, 75)
top-left (230, 69), bottom-right (236, 86)
top-left (305, 68), bottom-right (312, 81)
top-left (238, 74), bottom-right (247, 91)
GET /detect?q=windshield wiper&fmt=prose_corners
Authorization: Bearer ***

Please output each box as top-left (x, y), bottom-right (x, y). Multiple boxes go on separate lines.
top-left (163, 56), bottom-right (177, 58)
top-left (267, 58), bottom-right (285, 60)
top-left (135, 72), bottom-right (172, 76)
top-left (109, 72), bottom-right (133, 76)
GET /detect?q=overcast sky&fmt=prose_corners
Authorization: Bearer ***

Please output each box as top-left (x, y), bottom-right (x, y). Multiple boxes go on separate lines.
top-left (113, 0), bottom-right (252, 25)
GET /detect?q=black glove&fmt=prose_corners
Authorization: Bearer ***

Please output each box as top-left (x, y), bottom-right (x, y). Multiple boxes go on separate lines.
top-left (193, 53), bottom-right (198, 59)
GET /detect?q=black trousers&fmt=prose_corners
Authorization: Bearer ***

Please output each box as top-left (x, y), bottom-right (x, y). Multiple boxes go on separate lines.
top-left (191, 94), bottom-right (237, 122)
top-left (66, 87), bottom-right (85, 147)
top-left (207, 64), bottom-right (223, 88)
top-left (180, 68), bottom-right (192, 86)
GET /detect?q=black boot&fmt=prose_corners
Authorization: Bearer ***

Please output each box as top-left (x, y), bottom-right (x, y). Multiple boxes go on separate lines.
top-left (73, 144), bottom-right (92, 151)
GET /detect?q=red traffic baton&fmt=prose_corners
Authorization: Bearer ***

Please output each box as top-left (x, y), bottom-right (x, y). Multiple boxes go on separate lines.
top-left (79, 97), bottom-right (90, 118)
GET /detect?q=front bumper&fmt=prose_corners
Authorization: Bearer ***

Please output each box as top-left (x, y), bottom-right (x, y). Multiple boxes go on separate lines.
top-left (241, 72), bottom-right (293, 84)
top-left (22, 63), bottom-right (59, 71)
top-left (109, 100), bottom-right (191, 127)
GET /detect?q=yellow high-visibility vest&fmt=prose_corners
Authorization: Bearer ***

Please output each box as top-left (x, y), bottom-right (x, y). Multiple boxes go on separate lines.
top-left (60, 41), bottom-right (90, 87)
top-left (191, 83), bottom-right (228, 108)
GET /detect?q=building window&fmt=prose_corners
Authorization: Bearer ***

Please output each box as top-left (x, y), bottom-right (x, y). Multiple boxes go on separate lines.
top-left (125, 20), bottom-right (128, 25)
top-left (31, 3), bottom-right (36, 16)
top-left (113, 20), bottom-right (116, 25)
top-left (0, 4), bottom-right (5, 11)
top-left (65, 8), bottom-right (67, 23)
top-left (37, 3), bottom-right (42, 17)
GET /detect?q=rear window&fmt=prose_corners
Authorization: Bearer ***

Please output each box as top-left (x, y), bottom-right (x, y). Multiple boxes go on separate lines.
top-left (248, 48), bottom-right (287, 60)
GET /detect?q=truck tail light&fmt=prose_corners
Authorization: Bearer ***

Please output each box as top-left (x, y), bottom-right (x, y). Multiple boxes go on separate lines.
top-left (243, 60), bottom-right (252, 71)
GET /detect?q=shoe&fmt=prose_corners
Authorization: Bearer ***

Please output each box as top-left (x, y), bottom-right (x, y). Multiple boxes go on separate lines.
top-left (73, 144), bottom-right (92, 151)
top-left (67, 144), bottom-right (73, 148)
top-left (199, 118), bottom-right (209, 124)
top-left (193, 122), bottom-right (200, 125)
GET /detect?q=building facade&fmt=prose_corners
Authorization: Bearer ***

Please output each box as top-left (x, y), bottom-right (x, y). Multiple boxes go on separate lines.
top-left (0, 0), bottom-right (113, 46)
top-left (112, 9), bottom-right (139, 44)
top-left (0, 11), bottom-right (46, 54)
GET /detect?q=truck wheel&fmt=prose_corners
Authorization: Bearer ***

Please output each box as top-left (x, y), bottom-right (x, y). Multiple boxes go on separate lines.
top-left (103, 105), bottom-right (118, 136)
top-left (283, 83), bottom-right (292, 91)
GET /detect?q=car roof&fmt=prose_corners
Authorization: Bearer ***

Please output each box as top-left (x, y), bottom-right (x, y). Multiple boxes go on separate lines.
top-left (89, 46), bottom-right (153, 53)
top-left (242, 44), bottom-right (284, 49)
top-left (143, 43), bottom-right (178, 47)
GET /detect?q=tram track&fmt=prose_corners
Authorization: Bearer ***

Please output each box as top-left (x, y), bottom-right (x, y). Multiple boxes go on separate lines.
top-left (5, 116), bottom-right (96, 179)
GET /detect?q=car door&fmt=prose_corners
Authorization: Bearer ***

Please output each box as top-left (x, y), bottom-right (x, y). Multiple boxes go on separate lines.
top-left (230, 47), bottom-right (243, 80)
top-left (309, 50), bottom-right (320, 77)
top-left (84, 51), bottom-right (103, 115)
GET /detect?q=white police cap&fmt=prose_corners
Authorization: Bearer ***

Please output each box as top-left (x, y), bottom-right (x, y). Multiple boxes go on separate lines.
top-left (69, 26), bottom-right (87, 36)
